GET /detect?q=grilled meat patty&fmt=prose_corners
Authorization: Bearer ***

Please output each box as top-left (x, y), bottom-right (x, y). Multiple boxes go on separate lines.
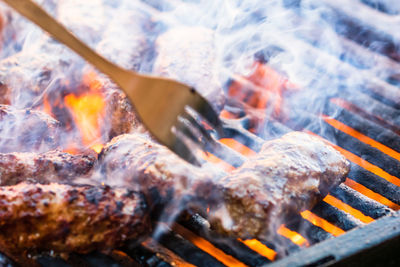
top-left (0, 182), bottom-right (149, 261)
top-left (98, 134), bottom-right (220, 210)
top-left (0, 150), bottom-right (95, 186)
top-left (0, 105), bottom-right (60, 153)
top-left (153, 26), bottom-right (225, 111)
top-left (208, 132), bottom-right (350, 239)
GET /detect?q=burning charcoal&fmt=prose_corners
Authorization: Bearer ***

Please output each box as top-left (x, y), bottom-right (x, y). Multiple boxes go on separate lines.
top-left (0, 149), bottom-right (95, 186)
top-left (0, 182), bottom-right (150, 264)
top-left (0, 105), bottom-right (60, 153)
top-left (207, 132), bottom-right (349, 239)
top-left (153, 26), bottom-right (225, 111)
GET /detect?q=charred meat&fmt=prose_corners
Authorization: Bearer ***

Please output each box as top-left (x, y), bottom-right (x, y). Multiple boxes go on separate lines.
top-left (0, 182), bottom-right (150, 261)
top-left (208, 132), bottom-right (350, 239)
top-left (98, 134), bottom-right (220, 208)
top-left (0, 105), bottom-right (60, 153)
top-left (0, 150), bottom-right (95, 186)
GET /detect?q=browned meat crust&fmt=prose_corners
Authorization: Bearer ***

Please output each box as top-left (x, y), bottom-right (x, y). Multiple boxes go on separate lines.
top-left (0, 182), bottom-right (150, 262)
top-left (153, 26), bottom-right (225, 111)
top-left (208, 132), bottom-right (350, 239)
top-left (0, 105), bottom-right (60, 153)
top-left (0, 82), bottom-right (10, 105)
top-left (0, 150), bottom-right (95, 186)
top-left (100, 80), bottom-right (140, 139)
top-left (98, 134), bottom-right (219, 208)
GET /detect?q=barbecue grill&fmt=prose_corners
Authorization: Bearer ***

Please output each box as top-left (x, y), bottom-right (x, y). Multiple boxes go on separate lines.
top-left (0, 0), bottom-right (400, 266)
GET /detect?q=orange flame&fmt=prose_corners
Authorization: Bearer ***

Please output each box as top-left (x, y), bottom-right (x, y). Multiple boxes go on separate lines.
top-left (219, 138), bottom-right (257, 157)
top-left (220, 110), bottom-right (238, 120)
top-left (43, 96), bottom-right (53, 117)
top-left (344, 178), bottom-right (400, 210)
top-left (322, 115), bottom-right (400, 162)
top-left (228, 62), bottom-right (299, 123)
top-left (323, 194), bottom-right (374, 224)
top-left (300, 210), bottom-right (345, 237)
top-left (277, 225), bottom-right (309, 247)
top-left (201, 151), bottom-right (236, 172)
top-left (172, 224), bottom-right (248, 267)
top-left (238, 239), bottom-right (277, 261)
top-left (305, 130), bottom-right (400, 187)
top-left (64, 71), bottom-right (105, 153)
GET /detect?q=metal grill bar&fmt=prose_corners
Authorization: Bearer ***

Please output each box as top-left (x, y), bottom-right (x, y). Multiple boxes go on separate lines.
top-left (304, 0), bottom-right (400, 61)
top-left (268, 211), bottom-right (400, 267)
top-left (285, 215), bottom-right (334, 245)
top-left (325, 102), bottom-right (400, 152)
top-left (330, 184), bottom-right (392, 219)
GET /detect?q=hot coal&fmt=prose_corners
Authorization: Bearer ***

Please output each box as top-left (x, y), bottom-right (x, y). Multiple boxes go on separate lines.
top-left (0, 182), bottom-right (150, 265)
top-left (207, 131), bottom-right (349, 239)
top-left (0, 150), bottom-right (95, 186)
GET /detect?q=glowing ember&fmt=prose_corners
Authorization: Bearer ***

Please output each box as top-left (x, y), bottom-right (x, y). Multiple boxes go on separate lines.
top-left (172, 224), bottom-right (248, 267)
top-left (201, 151), bottom-right (235, 172)
top-left (323, 194), bottom-right (374, 224)
top-left (219, 138), bottom-right (257, 157)
top-left (300, 210), bottom-right (345, 237)
top-left (277, 225), bottom-right (309, 247)
top-left (305, 130), bottom-right (400, 187)
top-left (344, 178), bottom-right (400, 210)
top-left (238, 239), bottom-right (277, 261)
top-left (220, 110), bottom-right (238, 120)
top-left (64, 71), bottom-right (106, 153)
top-left (322, 115), bottom-right (400, 162)
top-left (228, 62), bottom-right (299, 121)
top-left (43, 96), bottom-right (53, 117)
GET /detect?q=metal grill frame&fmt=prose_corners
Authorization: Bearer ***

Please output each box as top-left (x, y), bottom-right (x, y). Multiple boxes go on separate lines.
top-left (268, 211), bottom-right (400, 266)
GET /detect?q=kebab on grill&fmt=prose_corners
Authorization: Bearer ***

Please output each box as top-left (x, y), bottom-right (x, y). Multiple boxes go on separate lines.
top-left (97, 133), bottom-right (221, 207)
top-left (98, 131), bottom-right (349, 240)
top-left (208, 131), bottom-right (350, 239)
top-left (0, 150), bottom-right (95, 186)
top-left (0, 182), bottom-right (150, 264)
